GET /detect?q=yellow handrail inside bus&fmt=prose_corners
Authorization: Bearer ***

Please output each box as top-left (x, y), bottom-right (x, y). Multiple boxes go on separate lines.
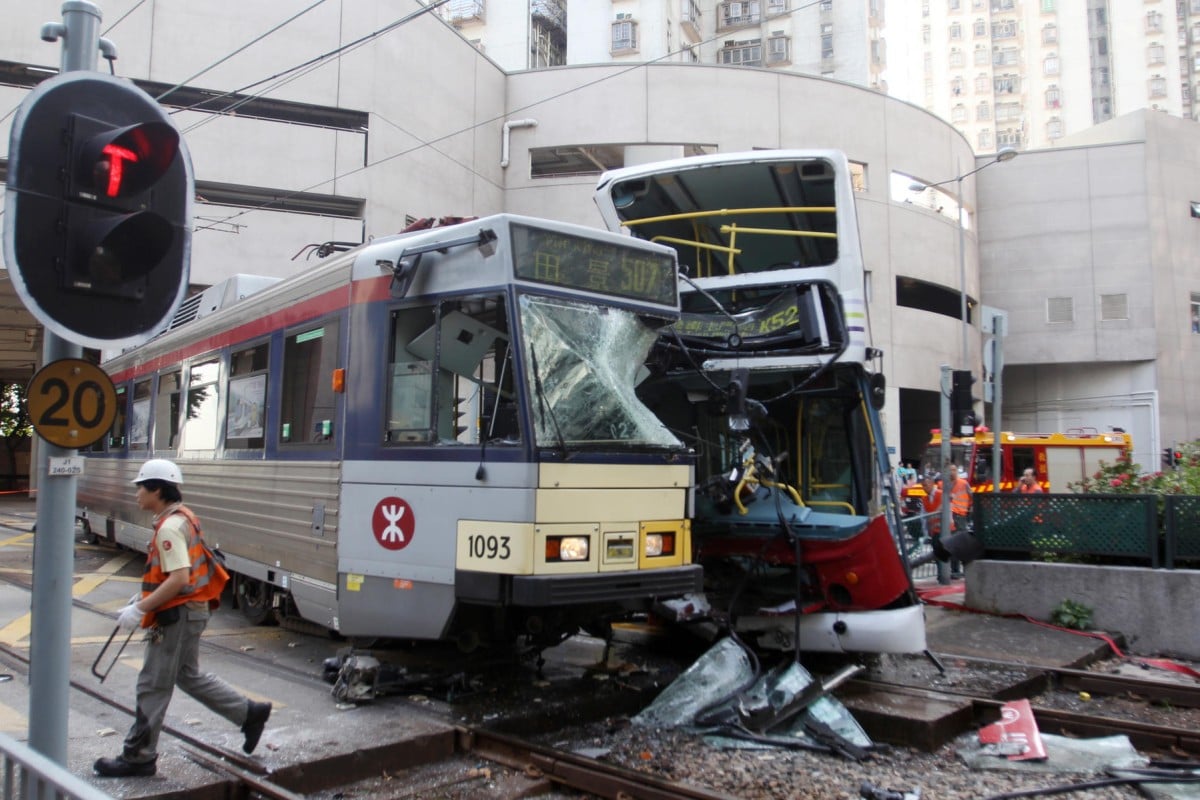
top-left (806, 500), bottom-right (857, 515)
top-left (718, 225), bottom-right (838, 240)
top-left (620, 206), bottom-right (836, 226)
top-left (733, 460), bottom-right (805, 515)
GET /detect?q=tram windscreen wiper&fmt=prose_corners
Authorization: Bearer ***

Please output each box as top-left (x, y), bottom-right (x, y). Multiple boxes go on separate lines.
top-left (530, 345), bottom-right (568, 457)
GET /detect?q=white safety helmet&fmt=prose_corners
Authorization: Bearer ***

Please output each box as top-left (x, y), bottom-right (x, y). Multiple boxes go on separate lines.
top-left (132, 459), bottom-right (183, 485)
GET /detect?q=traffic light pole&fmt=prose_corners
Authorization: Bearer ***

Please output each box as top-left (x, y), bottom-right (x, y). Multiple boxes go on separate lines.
top-left (26, 0), bottom-right (109, 766)
top-left (940, 365), bottom-right (953, 545)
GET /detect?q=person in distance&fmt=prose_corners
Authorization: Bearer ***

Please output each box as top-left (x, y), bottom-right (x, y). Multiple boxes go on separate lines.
top-left (93, 459), bottom-right (271, 778)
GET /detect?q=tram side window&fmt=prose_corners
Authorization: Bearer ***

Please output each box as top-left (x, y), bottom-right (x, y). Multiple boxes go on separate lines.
top-left (226, 344), bottom-right (268, 449)
top-left (96, 385), bottom-right (128, 452)
top-left (387, 297), bottom-right (517, 445)
top-left (130, 380), bottom-right (151, 451)
top-left (154, 371), bottom-right (182, 452)
top-left (281, 323), bottom-right (340, 445)
top-left (181, 359), bottom-right (220, 452)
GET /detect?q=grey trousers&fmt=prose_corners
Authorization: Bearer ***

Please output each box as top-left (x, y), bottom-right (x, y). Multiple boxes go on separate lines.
top-left (123, 604), bottom-right (249, 763)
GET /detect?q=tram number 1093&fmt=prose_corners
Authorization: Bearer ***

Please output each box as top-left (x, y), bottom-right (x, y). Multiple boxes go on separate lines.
top-left (466, 534), bottom-right (512, 560)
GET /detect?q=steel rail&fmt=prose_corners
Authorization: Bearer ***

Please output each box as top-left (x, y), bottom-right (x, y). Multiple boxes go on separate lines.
top-left (460, 726), bottom-right (744, 800)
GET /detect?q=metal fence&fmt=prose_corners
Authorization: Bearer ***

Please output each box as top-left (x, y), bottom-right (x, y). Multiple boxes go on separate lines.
top-left (974, 493), bottom-right (1200, 569)
top-left (0, 732), bottom-right (110, 800)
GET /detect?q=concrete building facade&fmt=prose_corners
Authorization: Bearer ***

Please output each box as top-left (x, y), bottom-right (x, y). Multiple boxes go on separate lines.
top-left (888, 0), bottom-right (1200, 156)
top-left (1, 0), bottom-right (1197, 464)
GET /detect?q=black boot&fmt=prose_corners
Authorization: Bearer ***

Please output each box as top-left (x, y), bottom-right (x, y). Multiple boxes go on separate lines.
top-left (242, 700), bottom-right (272, 754)
top-left (93, 756), bottom-right (156, 777)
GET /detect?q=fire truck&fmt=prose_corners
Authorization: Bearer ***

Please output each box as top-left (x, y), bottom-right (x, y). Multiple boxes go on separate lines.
top-left (918, 427), bottom-right (1133, 493)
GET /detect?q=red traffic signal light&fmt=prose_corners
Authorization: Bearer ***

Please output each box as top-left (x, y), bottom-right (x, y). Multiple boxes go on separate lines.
top-left (3, 71), bottom-right (191, 349)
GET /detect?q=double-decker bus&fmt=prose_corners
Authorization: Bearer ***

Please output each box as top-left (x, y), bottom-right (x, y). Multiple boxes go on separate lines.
top-left (594, 150), bottom-right (925, 654)
top-left (76, 214), bottom-right (701, 651)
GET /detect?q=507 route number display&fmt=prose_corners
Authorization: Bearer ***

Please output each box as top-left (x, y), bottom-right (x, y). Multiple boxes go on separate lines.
top-left (27, 358), bottom-right (117, 449)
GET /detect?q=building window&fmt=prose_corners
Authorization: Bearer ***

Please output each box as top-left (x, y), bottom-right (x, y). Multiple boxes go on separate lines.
top-left (1046, 296), bottom-right (1074, 324)
top-left (1046, 85), bottom-right (1061, 107)
top-left (768, 0), bottom-right (788, 14)
top-left (1046, 117), bottom-right (1063, 139)
top-left (1100, 293), bottom-right (1128, 321)
top-left (974, 45), bottom-right (989, 65)
top-left (997, 127), bottom-right (1021, 146)
top-left (1044, 55), bottom-right (1059, 75)
top-left (1191, 292), bottom-right (1200, 333)
top-left (1147, 44), bottom-right (1165, 65)
top-left (992, 19), bottom-right (1017, 39)
top-left (975, 74), bottom-right (990, 92)
top-left (821, 24), bottom-right (834, 58)
top-left (977, 101), bottom-right (991, 120)
top-left (951, 76), bottom-right (964, 95)
top-left (994, 74), bottom-right (1019, 93)
top-left (950, 22), bottom-right (962, 39)
top-left (922, 25), bottom-right (931, 44)
top-left (612, 20), bottom-right (638, 52)
top-left (1040, 0), bottom-right (1055, 11)
top-left (720, 39), bottom-right (763, 66)
top-left (978, 129), bottom-right (992, 149)
top-left (996, 101), bottom-right (1021, 121)
top-left (949, 0), bottom-right (960, 9)
top-left (994, 48), bottom-right (1019, 66)
top-left (952, 104), bottom-right (968, 122)
top-left (1146, 11), bottom-right (1163, 32)
top-left (1042, 24), bottom-right (1057, 44)
top-left (974, 19), bottom-right (987, 36)
top-left (1149, 76), bottom-right (1167, 97)
top-left (767, 34), bottom-right (791, 64)
top-left (992, 0), bottom-right (1015, 9)
top-left (849, 161), bottom-right (867, 192)
top-left (820, 0), bottom-right (833, 9)
top-left (949, 48), bottom-right (964, 67)
top-left (720, 1), bottom-right (762, 29)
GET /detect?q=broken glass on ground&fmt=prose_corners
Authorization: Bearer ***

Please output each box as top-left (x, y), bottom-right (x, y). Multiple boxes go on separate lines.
top-left (632, 637), bottom-right (872, 753)
top-left (958, 732), bottom-right (1147, 773)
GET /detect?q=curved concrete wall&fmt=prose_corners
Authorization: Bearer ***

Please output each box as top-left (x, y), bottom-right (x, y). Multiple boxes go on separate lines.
top-left (497, 63), bottom-right (980, 455)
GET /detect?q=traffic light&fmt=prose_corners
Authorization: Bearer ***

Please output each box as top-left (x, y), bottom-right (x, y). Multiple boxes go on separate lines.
top-left (951, 369), bottom-right (977, 433)
top-left (3, 71), bottom-right (191, 348)
top-left (1163, 448), bottom-right (1181, 468)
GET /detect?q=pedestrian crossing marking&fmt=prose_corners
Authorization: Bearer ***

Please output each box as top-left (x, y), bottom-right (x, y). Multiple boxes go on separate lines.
top-left (0, 552), bottom-right (138, 645)
top-left (0, 533), bottom-right (33, 549)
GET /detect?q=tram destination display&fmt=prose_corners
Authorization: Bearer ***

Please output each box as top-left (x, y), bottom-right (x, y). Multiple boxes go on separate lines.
top-left (511, 223), bottom-right (677, 306)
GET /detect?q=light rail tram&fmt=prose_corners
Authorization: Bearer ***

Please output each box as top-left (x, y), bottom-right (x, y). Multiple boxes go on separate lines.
top-left (594, 150), bottom-right (926, 654)
top-left (76, 214), bottom-right (701, 650)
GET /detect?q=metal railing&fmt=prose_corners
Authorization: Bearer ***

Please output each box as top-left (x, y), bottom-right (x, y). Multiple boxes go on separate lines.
top-left (974, 493), bottom-right (1200, 568)
top-left (0, 732), bottom-right (110, 800)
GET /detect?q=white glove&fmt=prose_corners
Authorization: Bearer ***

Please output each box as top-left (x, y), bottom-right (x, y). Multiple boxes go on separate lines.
top-left (116, 602), bottom-right (143, 631)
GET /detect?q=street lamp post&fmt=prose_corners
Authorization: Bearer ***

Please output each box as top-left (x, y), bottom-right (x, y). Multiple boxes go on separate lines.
top-left (910, 147), bottom-right (1017, 556)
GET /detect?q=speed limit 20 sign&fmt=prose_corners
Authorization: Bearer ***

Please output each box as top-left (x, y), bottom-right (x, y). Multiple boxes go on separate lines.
top-left (27, 358), bottom-right (117, 449)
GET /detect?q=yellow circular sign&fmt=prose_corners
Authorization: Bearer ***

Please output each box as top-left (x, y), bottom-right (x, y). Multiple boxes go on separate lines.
top-left (27, 359), bottom-right (117, 449)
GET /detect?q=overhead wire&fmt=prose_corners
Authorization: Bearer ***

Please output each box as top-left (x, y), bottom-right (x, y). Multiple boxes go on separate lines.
top-left (185, 0), bottom-right (829, 233)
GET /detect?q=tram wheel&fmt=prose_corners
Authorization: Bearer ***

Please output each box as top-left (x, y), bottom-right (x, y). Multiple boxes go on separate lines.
top-left (235, 575), bottom-right (276, 626)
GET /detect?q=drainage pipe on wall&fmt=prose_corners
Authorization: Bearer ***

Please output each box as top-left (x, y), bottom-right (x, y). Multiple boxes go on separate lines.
top-left (500, 119), bottom-right (537, 169)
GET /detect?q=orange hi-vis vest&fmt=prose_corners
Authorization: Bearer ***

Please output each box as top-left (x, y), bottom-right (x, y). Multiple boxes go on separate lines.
top-left (950, 477), bottom-right (972, 517)
top-left (921, 487), bottom-right (942, 536)
top-left (140, 505), bottom-right (230, 628)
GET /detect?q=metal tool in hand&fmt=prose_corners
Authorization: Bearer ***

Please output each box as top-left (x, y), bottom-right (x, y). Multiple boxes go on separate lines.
top-left (91, 625), bottom-right (137, 683)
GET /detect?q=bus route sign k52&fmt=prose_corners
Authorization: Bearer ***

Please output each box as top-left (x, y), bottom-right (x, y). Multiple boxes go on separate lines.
top-left (27, 358), bottom-right (116, 449)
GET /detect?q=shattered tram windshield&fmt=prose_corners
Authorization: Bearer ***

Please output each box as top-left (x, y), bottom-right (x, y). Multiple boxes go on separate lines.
top-left (518, 294), bottom-right (681, 449)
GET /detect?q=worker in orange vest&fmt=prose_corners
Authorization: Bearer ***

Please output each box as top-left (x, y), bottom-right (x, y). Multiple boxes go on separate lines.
top-left (919, 474), bottom-right (957, 584)
top-left (947, 464), bottom-right (970, 580)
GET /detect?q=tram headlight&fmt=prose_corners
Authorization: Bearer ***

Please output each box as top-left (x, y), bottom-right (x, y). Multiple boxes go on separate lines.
top-left (644, 532), bottom-right (675, 557)
top-left (547, 536), bottom-right (589, 562)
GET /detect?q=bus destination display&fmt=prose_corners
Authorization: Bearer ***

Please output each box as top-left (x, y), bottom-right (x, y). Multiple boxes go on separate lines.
top-left (511, 224), bottom-right (677, 306)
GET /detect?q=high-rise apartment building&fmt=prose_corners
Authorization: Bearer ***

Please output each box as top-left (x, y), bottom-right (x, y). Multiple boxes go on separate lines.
top-left (438, 0), bottom-right (886, 88)
top-left (889, 0), bottom-right (1200, 154)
